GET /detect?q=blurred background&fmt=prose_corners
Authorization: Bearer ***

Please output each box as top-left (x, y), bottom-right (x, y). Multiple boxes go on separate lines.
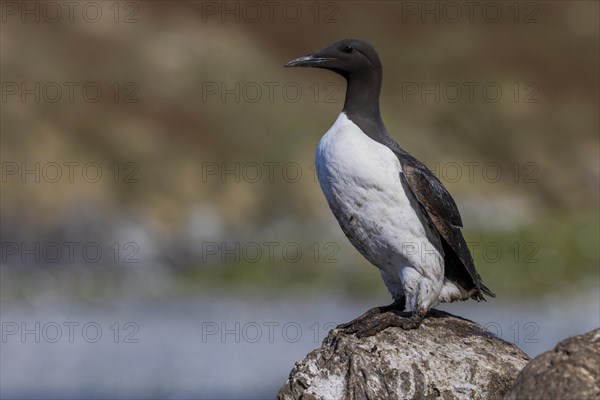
top-left (1, 1), bottom-right (598, 399)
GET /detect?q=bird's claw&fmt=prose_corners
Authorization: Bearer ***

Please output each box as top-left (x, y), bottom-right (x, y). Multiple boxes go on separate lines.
top-left (336, 307), bottom-right (381, 330)
top-left (339, 312), bottom-right (423, 338)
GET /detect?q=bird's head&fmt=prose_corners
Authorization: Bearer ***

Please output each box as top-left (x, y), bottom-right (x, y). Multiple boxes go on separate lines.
top-left (284, 39), bottom-right (381, 80)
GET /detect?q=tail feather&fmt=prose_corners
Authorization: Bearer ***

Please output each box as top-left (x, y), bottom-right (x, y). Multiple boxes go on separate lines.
top-left (480, 282), bottom-right (496, 298)
top-left (470, 279), bottom-right (496, 301)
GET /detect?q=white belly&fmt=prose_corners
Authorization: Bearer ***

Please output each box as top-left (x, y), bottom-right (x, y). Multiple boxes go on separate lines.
top-left (315, 113), bottom-right (445, 308)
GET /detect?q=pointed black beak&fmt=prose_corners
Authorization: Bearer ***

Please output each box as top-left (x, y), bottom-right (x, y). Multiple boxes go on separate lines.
top-left (284, 54), bottom-right (337, 68)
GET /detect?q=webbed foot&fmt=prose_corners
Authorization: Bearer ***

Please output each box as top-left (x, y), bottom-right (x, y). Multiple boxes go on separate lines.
top-left (345, 312), bottom-right (423, 338)
top-left (336, 298), bottom-right (408, 335)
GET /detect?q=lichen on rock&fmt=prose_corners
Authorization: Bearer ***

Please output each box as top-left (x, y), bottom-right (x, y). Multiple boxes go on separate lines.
top-left (277, 310), bottom-right (530, 400)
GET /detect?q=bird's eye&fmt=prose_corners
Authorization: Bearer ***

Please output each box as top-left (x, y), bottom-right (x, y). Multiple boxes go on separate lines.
top-left (343, 45), bottom-right (353, 54)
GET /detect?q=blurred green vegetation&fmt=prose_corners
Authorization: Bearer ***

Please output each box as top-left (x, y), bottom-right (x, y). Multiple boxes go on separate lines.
top-left (173, 211), bottom-right (599, 299)
top-left (1, 1), bottom-right (598, 303)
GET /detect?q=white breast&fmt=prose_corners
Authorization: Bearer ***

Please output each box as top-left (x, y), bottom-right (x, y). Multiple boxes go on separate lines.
top-left (315, 112), bottom-right (446, 308)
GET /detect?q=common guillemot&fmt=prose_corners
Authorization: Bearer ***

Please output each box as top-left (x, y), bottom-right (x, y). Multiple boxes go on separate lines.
top-left (285, 39), bottom-right (495, 337)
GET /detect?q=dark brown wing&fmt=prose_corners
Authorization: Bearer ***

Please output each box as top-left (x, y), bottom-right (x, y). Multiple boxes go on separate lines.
top-left (396, 151), bottom-right (495, 299)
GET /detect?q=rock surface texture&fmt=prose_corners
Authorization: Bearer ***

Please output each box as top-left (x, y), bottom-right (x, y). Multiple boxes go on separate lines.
top-left (277, 310), bottom-right (530, 400)
top-left (504, 327), bottom-right (600, 400)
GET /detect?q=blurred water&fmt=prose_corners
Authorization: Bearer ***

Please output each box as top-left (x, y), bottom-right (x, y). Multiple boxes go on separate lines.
top-left (1, 289), bottom-right (598, 400)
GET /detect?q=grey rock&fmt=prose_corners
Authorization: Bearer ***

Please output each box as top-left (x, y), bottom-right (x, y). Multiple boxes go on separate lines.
top-left (504, 327), bottom-right (600, 400)
top-left (277, 310), bottom-right (529, 400)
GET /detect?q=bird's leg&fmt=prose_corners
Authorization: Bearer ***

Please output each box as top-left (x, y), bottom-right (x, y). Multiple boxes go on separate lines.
top-left (346, 277), bottom-right (441, 337)
top-left (336, 297), bottom-right (405, 330)
top-left (345, 307), bottom-right (426, 338)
